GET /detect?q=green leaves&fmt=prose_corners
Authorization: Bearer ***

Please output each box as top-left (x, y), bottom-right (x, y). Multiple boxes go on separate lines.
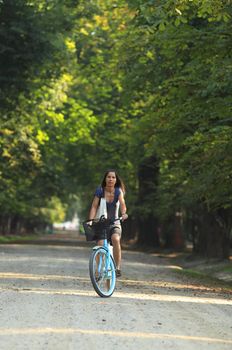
top-left (1, 0), bottom-right (232, 246)
top-left (119, 0), bottom-right (232, 218)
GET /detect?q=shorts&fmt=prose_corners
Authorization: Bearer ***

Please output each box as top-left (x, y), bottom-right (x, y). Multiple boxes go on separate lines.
top-left (96, 224), bottom-right (122, 244)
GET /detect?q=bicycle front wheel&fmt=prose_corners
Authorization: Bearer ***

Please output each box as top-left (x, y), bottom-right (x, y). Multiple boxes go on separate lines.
top-left (89, 247), bottom-right (116, 297)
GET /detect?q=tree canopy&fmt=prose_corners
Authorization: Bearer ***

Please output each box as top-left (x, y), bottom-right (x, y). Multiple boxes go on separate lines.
top-left (0, 0), bottom-right (231, 258)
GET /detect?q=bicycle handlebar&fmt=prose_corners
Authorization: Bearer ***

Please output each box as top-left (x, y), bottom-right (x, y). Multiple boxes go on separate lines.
top-left (85, 215), bottom-right (127, 225)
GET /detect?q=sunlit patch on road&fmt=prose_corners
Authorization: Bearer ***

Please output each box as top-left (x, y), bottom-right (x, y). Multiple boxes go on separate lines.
top-left (0, 286), bottom-right (231, 306)
top-left (0, 272), bottom-right (89, 282)
top-left (0, 327), bottom-right (231, 345)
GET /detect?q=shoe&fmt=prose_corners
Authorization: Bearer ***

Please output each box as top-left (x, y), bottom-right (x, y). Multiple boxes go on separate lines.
top-left (116, 269), bottom-right (121, 277)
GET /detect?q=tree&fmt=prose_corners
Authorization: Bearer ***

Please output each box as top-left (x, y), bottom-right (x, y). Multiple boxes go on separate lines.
top-left (0, 0), bottom-right (81, 233)
top-left (120, 0), bottom-right (232, 257)
top-left (1, 0), bottom-right (231, 260)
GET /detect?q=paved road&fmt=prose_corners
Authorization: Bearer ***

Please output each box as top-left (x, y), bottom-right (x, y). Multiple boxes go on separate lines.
top-left (0, 237), bottom-right (231, 350)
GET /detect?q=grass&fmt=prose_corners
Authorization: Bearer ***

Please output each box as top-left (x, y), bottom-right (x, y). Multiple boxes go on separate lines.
top-left (0, 234), bottom-right (41, 244)
top-left (176, 268), bottom-right (232, 290)
top-left (222, 265), bottom-right (232, 272)
top-left (173, 261), bottom-right (232, 292)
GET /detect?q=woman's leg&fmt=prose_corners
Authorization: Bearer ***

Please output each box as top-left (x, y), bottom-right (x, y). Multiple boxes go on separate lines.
top-left (95, 239), bottom-right (104, 275)
top-left (111, 233), bottom-right (121, 271)
top-left (97, 239), bottom-right (104, 246)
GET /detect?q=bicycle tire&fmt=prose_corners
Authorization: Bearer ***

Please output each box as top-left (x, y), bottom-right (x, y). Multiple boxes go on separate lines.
top-left (89, 247), bottom-right (116, 297)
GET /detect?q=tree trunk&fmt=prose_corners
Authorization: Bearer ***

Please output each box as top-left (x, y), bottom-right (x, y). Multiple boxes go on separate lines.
top-left (162, 214), bottom-right (185, 249)
top-left (173, 212), bottom-right (185, 250)
top-left (122, 216), bottom-right (138, 242)
top-left (194, 208), bottom-right (231, 259)
top-left (137, 214), bottom-right (160, 246)
top-left (136, 155), bottom-right (160, 247)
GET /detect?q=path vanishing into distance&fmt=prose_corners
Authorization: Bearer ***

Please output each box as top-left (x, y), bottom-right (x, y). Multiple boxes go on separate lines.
top-left (0, 233), bottom-right (231, 350)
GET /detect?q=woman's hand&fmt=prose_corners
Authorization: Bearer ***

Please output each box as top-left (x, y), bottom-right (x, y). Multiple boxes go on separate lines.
top-left (121, 213), bottom-right (128, 221)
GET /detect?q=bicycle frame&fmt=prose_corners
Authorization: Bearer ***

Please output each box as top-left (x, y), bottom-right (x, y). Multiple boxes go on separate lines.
top-left (92, 229), bottom-right (115, 280)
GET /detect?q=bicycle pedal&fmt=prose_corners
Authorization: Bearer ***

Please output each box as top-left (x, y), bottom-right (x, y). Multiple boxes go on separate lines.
top-left (95, 275), bottom-right (102, 282)
top-left (116, 269), bottom-right (121, 277)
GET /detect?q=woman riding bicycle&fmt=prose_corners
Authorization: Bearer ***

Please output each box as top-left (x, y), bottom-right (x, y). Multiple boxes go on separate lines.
top-left (88, 169), bottom-right (128, 277)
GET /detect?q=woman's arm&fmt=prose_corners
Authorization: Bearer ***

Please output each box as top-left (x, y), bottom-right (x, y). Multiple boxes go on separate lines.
top-left (89, 196), bottom-right (100, 220)
top-left (119, 191), bottom-right (128, 221)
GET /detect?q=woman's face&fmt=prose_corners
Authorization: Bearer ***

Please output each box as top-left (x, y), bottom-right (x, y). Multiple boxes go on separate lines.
top-left (105, 172), bottom-right (117, 187)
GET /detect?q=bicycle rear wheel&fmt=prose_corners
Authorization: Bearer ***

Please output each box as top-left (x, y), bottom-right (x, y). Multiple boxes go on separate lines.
top-left (89, 247), bottom-right (116, 297)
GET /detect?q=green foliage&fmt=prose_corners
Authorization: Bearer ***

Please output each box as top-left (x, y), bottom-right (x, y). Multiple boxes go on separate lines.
top-left (40, 196), bottom-right (67, 224)
top-left (120, 0), bottom-right (232, 217)
top-left (0, 0), bottom-right (80, 231)
top-left (0, 0), bottom-right (231, 257)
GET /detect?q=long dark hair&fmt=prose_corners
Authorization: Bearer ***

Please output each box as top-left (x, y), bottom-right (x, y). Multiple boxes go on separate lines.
top-left (101, 169), bottom-right (126, 194)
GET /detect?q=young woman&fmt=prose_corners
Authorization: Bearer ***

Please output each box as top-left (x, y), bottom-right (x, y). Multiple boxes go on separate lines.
top-left (89, 169), bottom-right (128, 277)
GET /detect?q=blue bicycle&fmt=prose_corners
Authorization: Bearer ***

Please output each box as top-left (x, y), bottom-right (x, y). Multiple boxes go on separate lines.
top-left (83, 216), bottom-right (120, 297)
